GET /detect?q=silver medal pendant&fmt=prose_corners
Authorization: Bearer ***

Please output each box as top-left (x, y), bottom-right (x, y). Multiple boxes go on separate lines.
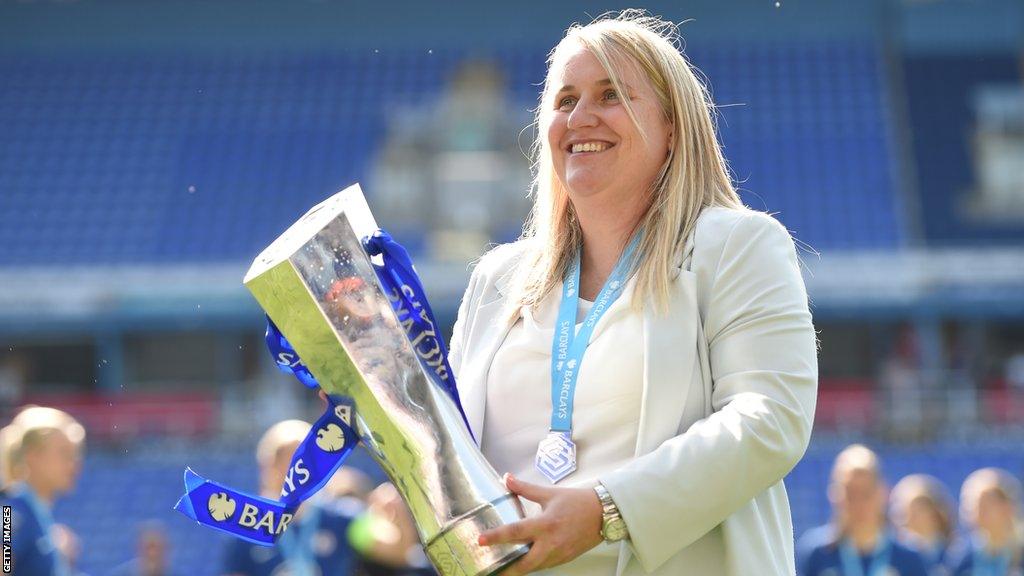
top-left (535, 430), bottom-right (577, 484)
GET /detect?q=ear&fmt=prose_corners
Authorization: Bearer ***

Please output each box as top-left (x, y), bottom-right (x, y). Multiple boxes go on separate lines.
top-left (827, 482), bottom-right (842, 505)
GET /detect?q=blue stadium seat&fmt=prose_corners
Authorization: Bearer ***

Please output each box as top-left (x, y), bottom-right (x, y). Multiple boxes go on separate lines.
top-left (0, 40), bottom-right (905, 267)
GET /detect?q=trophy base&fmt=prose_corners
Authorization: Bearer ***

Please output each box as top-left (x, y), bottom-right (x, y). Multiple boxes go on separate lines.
top-left (425, 493), bottom-right (530, 576)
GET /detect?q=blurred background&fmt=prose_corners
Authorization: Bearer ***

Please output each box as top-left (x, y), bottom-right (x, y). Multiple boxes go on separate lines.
top-left (0, 0), bottom-right (1022, 573)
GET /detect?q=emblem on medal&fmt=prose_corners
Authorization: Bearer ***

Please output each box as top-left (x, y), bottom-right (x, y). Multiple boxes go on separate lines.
top-left (535, 431), bottom-right (577, 484)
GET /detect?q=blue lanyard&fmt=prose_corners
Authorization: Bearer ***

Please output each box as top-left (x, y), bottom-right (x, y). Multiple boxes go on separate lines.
top-left (277, 504), bottom-right (321, 576)
top-left (15, 483), bottom-right (70, 576)
top-left (972, 539), bottom-right (1012, 576)
top-left (839, 534), bottom-right (892, 576)
top-left (549, 235), bottom-right (639, 432)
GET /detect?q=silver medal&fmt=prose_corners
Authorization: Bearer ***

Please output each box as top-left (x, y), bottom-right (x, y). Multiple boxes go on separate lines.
top-left (535, 430), bottom-right (577, 484)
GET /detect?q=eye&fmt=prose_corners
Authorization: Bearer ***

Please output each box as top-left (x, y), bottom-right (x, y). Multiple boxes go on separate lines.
top-left (557, 95), bottom-right (577, 110)
top-left (603, 89), bottom-right (619, 101)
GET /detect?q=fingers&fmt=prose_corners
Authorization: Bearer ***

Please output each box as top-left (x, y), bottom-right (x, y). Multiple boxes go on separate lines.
top-left (504, 473), bottom-right (554, 505)
top-left (478, 517), bottom-right (544, 546)
top-left (500, 544), bottom-right (548, 576)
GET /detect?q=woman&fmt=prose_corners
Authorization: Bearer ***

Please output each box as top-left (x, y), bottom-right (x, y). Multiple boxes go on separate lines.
top-left (447, 10), bottom-right (818, 576)
top-left (797, 445), bottom-right (929, 575)
top-left (890, 474), bottom-right (955, 572)
top-left (1, 406), bottom-right (86, 576)
top-left (947, 467), bottom-right (1024, 575)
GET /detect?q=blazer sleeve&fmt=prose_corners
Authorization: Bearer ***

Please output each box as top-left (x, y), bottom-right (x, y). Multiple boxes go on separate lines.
top-left (598, 211), bottom-right (818, 572)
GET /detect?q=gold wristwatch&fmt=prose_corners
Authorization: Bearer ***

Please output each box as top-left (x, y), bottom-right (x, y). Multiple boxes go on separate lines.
top-left (593, 482), bottom-right (629, 542)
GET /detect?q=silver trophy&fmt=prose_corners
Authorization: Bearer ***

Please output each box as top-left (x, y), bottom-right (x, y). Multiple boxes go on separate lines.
top-left (243, 184), bottom-right (528, 576)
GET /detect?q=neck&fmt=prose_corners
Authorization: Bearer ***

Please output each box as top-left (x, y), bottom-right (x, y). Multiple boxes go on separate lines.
top-left (26, 477), bottom-right (54, 506)
top-left (983, 525), bottom-right (1012, 550)
top-left (573, 193), bottom-right (645, 298)
top-left (847, 522), bottom-right (883, 553)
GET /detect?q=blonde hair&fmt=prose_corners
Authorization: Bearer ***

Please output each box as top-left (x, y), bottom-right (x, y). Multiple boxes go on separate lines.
top-left (829, 444), bottom-right (885, 535)
top-left (503, 9), bottom-right (744, 322)
top-left (255, 419), bottom-right (311, 468)
top-left (0, 424), bottom-right (19, 487)
top-left (960, 467), bottom-right (1022, 527)
top-left (890, 473), bottom-right (954, 541)
top-left (2, 406), bottom-right (86, 486)
top-left (831, 444), bottom-right (881, 485)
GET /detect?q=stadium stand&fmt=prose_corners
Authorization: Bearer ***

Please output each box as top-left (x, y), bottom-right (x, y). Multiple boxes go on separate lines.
top-left (0, 39), bottom-right (902, 269)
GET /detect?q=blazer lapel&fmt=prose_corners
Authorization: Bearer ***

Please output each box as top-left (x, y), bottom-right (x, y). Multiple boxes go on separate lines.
top-left (617, 247), bottom-right (701, 576)
top-left (634, 268), bottom-right (700, 455)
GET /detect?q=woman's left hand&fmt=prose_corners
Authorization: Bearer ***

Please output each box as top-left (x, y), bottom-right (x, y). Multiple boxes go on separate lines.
top-left (478, 473), bottom-right (605, 575)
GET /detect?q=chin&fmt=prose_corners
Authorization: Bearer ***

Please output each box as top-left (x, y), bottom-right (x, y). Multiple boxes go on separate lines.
top-left (564, 176), bottom-right (609, 199)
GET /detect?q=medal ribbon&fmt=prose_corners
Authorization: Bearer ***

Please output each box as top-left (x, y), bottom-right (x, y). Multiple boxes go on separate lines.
top-left (549, 234), bottom-right (639, 434)
top-left (838, 534), bottom-right (893, 576)
top-left (535, 235), bottom-right (639, 483)
top-left (972, 536), bottom-right (1012, 576)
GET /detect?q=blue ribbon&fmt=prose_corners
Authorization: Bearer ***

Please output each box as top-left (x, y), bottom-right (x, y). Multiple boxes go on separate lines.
top-left (177, 227), bottom-right (472, 545)
top-left (971, 537), bottom-right (1012, 576)
top-left (838, 533), bottom-right (893, 576)
top-left (263, 229), bottom-right (471, 438)
top-left (174, 396), bottom-right (359, 546)
top-left (362, 229), bottom-right (474, 440)
top-left (266, 317), bottom-right (319, 389)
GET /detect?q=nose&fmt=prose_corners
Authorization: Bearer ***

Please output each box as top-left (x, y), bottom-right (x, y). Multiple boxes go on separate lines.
top-left (566, 96), bottom-right (599, 130)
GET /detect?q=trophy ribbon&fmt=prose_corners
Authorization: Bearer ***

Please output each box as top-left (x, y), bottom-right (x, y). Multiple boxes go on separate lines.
top-left (362, 229), bottom-right (474, 441)
top-left (174, 228), bottom-right (470, 544)
top-left (173, 394), bottom-right (359, 546)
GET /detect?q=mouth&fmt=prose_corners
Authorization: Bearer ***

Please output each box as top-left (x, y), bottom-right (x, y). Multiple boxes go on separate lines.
top-left (566, 141), bottom-right (615, 155)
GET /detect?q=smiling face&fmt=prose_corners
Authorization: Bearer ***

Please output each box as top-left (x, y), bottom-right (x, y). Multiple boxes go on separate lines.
top-left (545, 42), bottom-right (672, 206)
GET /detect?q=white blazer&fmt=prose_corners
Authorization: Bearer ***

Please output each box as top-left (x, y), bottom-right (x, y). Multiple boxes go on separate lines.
top-left (448, 206), bottom-right (818, 575)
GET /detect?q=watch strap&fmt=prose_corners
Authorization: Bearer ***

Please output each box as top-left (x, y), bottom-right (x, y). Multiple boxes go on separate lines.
top-left (593, 482), bottom-right (629, 542)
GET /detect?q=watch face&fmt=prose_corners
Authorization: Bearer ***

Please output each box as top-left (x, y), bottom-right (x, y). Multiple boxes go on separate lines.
top-left (602, 517), bottom-right (628, 542)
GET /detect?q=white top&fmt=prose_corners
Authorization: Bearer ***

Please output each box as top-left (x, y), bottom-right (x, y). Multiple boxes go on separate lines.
top-left (481, 278), bottom-right (644, 575)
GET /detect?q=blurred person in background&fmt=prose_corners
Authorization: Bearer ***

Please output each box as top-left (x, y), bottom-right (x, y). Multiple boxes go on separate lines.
top-left (0, 420), bottom-right (19, 494)
top-left (0, 351), bottom-right (27, 412)
top-left (947, 468), bottom-right (1024, 575)
top-left (222, 419), bottom-right (432, 576)
top-left (797, 444), bottom-right (929, 575)
top-left (1, 405), bottom-right (86, 575)
top-left (323, 465), bottom-right (373, 502)
top-left (1006, 351), bottom-right (1024, 393)
top-left (222, 419), bottom-right (362, 576)
top-left (111, 520), bottom-right (178, 576)
top-left (350, 483), bottom-right (435, 576)
top-left (53, 523), bottom-right (88, 576)
top-left (890, 474), bottom-right (956, 573)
